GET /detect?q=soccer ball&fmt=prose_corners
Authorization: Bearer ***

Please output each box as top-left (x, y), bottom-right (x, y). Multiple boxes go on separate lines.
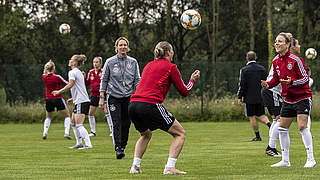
top-left (59, 23), bottom-right (71, 34)
top-left (180, 9), bottom-right (201, 30)
top-left (305, 48), bottom-right (317, 60)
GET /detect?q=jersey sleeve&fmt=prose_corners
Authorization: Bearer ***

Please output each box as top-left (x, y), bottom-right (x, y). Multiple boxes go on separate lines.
top-left (170, 65), bottom-right (194, 97)
top-left (237, 68), bottom-right (246, 99)
top-left (267, 62), bottom-right (280, 88)
top-left (291, 57), bottom-right (309, 86)
top-left (68, 70), bottom-right (76, 81)
top-left (85, 71), bottom-right (90, 86)
top-left (100, 60), bottom-right (110, 92)
top-left (56, 75), bottom-right (68, 86)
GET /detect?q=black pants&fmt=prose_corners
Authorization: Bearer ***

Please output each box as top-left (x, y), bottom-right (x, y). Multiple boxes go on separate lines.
top-left (108, 96), bottom-right (131, 151)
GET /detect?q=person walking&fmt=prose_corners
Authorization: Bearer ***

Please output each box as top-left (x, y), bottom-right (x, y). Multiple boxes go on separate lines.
top-left (261, 32), bottom-right (316, 168)
top-left (237, 51), bottom-right (271, 141)
top-left (99, 37), bottom-right (141, 159)
top-left (128, 41), bottom-right (200, 175)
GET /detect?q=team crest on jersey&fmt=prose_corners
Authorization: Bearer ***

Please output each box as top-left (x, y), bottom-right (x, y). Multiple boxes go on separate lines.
top-left (287, 63), bottom-right (292, 70)
top-left (113, 64), bottom-right (120, 73)
top-left (127, 63), bottom-right (132, 69)
top-left (98, 72), bottom-right (101, 77)
top-left (110, 104), bottom-right (116, 111)
top-left (90, 75), bottom-right (94, 80)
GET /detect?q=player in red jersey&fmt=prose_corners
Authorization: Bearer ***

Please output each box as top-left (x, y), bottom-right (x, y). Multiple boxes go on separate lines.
top-left (84, 57), bottom-right (113, 137)
top-left (42, 60), bottom-right (72, 140)
top-left (261, 32), bottom-right (315, 168)
top-left (128, 41), bottom-right (200, 174)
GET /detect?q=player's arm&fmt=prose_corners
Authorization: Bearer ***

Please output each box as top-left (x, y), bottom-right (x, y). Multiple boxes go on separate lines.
top-left (99, 60), bottom-right (110, 108)
top-left (133, 62), bottom-right (141, 89)
top-left (266, 63), bottom-right (280, 88)
top-left (237, 68), bottom-right (246, 102)
top-left (84, 71), bottom-right (90, 86)
top-left (290, 60), bottom-right (309, 86)
top-left (170, 65), bottom-right (199, 97)
top-left (52, 80), bottom-right (75, 96)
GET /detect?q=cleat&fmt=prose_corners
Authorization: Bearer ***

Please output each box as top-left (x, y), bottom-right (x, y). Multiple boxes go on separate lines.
top-left (163, 166), bottom-right (187, 175)
top-left (88, 132), bottom-right (96, 137)
top-left (304, 159), bottom-right (316, 168)
top-left (129, 165), bottom-right (142, 174)
top-left (250, 137), bottom-right (262, 141)
top-left (265, 146), bottom-right (281, 157)
top-left (78, 146), bottom-right (93, 150)
top-left (116, 148), bottom-right (126, 159)
top-left (42, 135), bottom-right (47, 140)
top-left (271, 160), bottom-right (291, 167)
top-left (69, 144), bottom-right (83, 149)
top-left (64, 135), bottom-right (73, 140)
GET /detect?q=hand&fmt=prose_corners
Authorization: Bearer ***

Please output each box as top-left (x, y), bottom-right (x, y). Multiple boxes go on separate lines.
top-left (261, 80), bottom-right (269, 88)
top-left (52, 90), bottom-right (61, 96)
top-left (98, 98), bottom-right (105, 109)
top-left (280, 76), bottom-right (292, 85)
top-left (67, 98), bottom-right (73, 105)
top-left (191, 70), bottom-right (200, 80)
top-left (238, 99), bottom-right (243, 105)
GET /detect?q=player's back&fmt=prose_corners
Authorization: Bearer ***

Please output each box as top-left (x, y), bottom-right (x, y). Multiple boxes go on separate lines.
top-left (43, 74), bottom-right (67, 99)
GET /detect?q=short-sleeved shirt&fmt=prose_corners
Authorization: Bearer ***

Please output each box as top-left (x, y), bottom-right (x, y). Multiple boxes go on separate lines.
top-left (68, 67), bottom-right (90, 105)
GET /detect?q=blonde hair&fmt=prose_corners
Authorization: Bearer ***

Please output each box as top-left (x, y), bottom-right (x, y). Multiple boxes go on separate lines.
top-left (43, 60), bottom-right (55, 75)
top-left (114, 37), bottom-right (131, 53)
top-left (154, 41), bottom-right (172, 59)
top-left (93, 56), bottom-right (102, 64)
top-left (72, 54), bottom-right (87, 66)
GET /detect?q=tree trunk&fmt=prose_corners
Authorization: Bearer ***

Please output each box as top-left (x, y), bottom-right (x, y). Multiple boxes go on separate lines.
top-left (249, 0), bottom-right (255, 50)
top-left (165, 0), bottom-right (173, 41)
top-left (266, 0), bottom-right (274, 69)
top-left (297, 0), bottom-right (304, 42)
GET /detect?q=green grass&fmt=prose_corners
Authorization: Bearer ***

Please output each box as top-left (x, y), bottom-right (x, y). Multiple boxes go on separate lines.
top-left (0, 121), bottom-right (320, 180)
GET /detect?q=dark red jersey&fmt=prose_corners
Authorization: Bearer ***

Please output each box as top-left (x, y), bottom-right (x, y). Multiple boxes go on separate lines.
top-left (267, 51), bottom-right (312, 103)
top-left (42, 73), bottom-right (68, 99)
top-left (130, 58), bottom-right (195, 104)
top-left (85, 68), bottom-right (102, 97)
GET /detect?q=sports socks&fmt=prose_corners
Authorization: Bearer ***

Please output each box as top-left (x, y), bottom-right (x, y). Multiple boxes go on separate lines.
top-left (71, 124), bottom-right (82, 145)
top-left (43, 117), bottom-right (51, 136)
top-left (106, 114), bottom-right (113, 134)
top-left (278, 127), bottom-right (290, 162)
top-left (166, 157), bottom-right (177, 168)
top-left (64, 117), bottom-right (71, 135)
top-left (132, 157), bottom-right (142, 167)
top-left (88, 116), bottom-right (96, 133)
top-left (266, 122), bottom-right (271, 128)
top-left (269, 119), bottom-right (280, 148)
top-left (300, 128), bottom-right (314, 160)
top-left (77, 124), bottom-right (92, 147)
top-left (307, 115), bottom-right (311, 130)
top-left (255, 131), bottom-right (261, 139)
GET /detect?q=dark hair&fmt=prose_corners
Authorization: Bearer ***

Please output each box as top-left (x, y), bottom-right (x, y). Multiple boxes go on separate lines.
top-left (246, 51), bottom-right (256, 61)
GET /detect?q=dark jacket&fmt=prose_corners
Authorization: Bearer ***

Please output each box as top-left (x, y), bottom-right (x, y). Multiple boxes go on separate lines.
top-left (237, 61), bottom-right (267, 104)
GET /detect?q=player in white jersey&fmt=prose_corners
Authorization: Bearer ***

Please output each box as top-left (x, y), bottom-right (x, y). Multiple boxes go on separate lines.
top-left (52, 54), bottom-right (92, 149)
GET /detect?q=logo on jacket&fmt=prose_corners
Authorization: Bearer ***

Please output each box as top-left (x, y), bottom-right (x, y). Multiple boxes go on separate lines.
top-left (110, 104), bottom-right (116, 111)
top-left (127, 63), bottom-right (132, 69)
top-left (113, 64), bottom-right (120, 73)
top-left (90, 75), bottom-right (94, 80)
top-left (287, 62), bottom-right (292, 70)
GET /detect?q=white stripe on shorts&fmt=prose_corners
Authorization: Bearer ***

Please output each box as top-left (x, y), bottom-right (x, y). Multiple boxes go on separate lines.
top-left (273, 92), bottom-right (280, 107)
top-left (61, 98), bottom-right (67, 109)
top-left (156, 104), bottom-right (172, 124)
top-left (77, 104), bottom-right (81, 114)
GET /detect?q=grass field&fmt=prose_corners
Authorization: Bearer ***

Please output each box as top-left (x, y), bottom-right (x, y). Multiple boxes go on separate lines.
top-left (0, 121), bottom-right (319, 180)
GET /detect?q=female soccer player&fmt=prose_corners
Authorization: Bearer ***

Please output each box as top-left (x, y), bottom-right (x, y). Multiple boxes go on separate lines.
top-left (261, 33), bottom-right (316, 168)
top-left (42, 60), bottom-right (72, 140)
top-left (52, 54), bottom-right (92, 149)
top-left (99, 37), bottom-right (141, 159)
top-left (128, 41), bottom-right (200, 174)
top-left (84, 57), bottom-right (113, 137)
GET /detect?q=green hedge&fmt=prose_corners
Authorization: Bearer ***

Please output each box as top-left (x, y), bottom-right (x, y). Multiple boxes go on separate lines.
top-left (1, 93), bottom-right (319, 123)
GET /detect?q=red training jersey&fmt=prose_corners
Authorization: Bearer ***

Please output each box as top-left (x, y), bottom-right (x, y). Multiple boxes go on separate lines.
top-left (85, 68), bottom-right (102, 97)
top-left (267, 51), bottom-right (312, 103)
top-left (42, 73), bottom-right (68, 99)
top-left (130, 58), bottom-right (195, 104)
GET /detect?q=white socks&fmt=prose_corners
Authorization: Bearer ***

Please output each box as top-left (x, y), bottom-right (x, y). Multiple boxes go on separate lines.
top-left (166, 157), bottom-right (177, 168)
top-left (269, 119), bottom-right (280, 148)
top-left (88, 116), bottom-right (96, 133)
top-left (278, 127), bottom-right (290, 162)
top-left (132, 157), bottom-right (141, 167)
top-left (77, 124), bottom-right (92, 147)
top-left (300, 128), bottom-right (314, 160)
top-left (72, 124), bottom-right (82, 145)
top-left (307, 115), bottom-right (311, 130)
top-left (43, 118), bottom-right (51, 136)
top-left (64, 117), bottom-right (71, 135)
top-left (106, 114), bottom-right (113, 134)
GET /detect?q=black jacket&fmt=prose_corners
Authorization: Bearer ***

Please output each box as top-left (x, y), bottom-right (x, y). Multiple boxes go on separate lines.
top-left (237, 61), bottom-right (267, 104)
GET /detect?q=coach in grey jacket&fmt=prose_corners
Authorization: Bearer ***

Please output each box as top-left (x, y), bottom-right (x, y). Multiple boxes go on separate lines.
top-left (99, 37), bottom-right (141, 159)
top-left (237, 51), bottom-right (271, 142)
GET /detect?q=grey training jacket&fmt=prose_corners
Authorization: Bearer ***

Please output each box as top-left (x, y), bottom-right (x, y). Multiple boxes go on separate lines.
top-left (100, 54), bottom-right (141, 98)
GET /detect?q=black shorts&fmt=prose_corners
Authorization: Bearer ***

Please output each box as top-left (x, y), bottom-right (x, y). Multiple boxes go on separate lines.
top-left (73, 102), bottom-right (90, 115)
top-left (128, 102), bottom-right (175, 132)
top-left (245, 104), bottom-right (265, 117)
top-left (90, 96), bottom-right (99, 107)
top-left (45, 98), bottom-right (67, 112)
top-left (281, 98), bottom-right (312, 117)
top-left (261, 88), bottom-right (282, 116)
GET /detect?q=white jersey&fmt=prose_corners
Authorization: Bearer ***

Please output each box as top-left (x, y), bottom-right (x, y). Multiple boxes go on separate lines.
top-left (267, 64), bottom-right (282, 95)
top-left (68, 67), bottom-right (90, 105)
top-left (309, 77), bottom-right (313, 87)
